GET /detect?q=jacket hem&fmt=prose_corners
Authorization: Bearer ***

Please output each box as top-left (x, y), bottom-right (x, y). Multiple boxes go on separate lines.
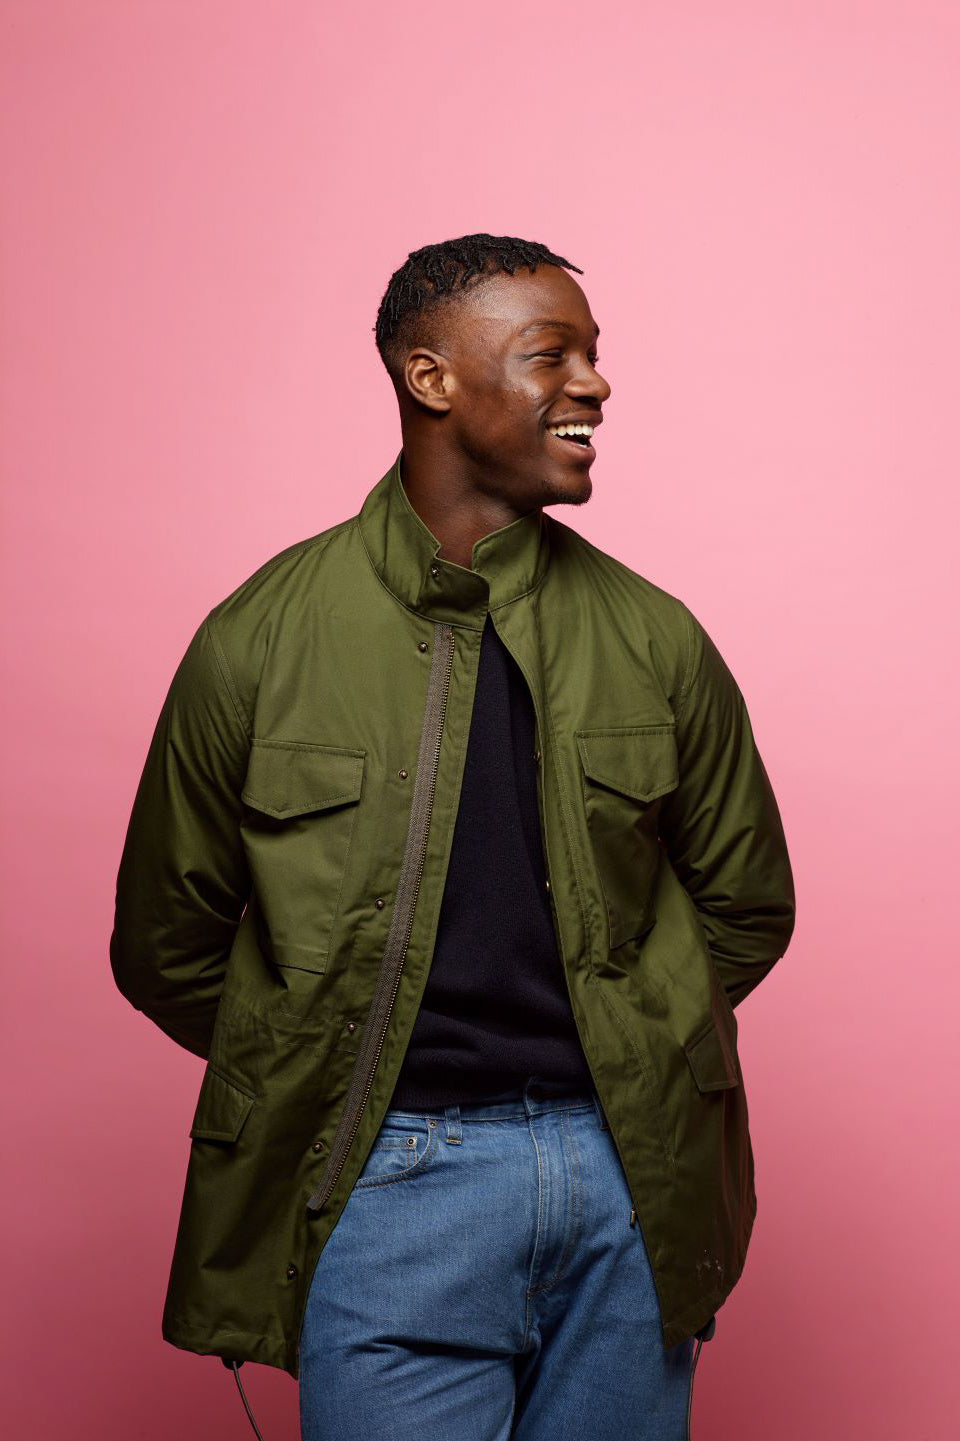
top-left (162, 1312), bottom-right (298, 1378)
top-left (661, 1201), bottom-right (756, 1348)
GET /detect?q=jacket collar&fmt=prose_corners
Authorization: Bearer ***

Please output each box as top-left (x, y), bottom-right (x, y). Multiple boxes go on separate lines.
top-left (357, 451), bottom-right (551, 628)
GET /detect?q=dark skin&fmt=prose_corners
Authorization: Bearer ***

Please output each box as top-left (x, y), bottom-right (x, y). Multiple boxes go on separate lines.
top-left (393, 266), bottom-right (612, 568)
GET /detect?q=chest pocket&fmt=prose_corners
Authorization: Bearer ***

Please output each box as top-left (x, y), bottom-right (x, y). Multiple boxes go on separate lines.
top-left (240, 739), bottom-right (365, 973)
top-left (575, 724), bottom-right (679, 949)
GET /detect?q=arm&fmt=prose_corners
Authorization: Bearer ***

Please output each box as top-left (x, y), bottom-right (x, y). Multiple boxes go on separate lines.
top-left (658, 604), bottom-right (796, 1009)
top-left (109, 613), bottom-right (251, 1058)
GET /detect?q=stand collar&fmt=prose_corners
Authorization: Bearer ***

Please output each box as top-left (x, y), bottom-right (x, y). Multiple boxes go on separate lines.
top-left (357, 451), bottom-right (551, 628)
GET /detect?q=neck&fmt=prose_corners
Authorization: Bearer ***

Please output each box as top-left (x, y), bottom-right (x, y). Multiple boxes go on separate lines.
top-left (398, 441), bottom-right (537, 571)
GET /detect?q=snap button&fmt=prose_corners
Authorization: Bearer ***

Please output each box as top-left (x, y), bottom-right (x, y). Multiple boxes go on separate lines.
top-left (429, 564), bottom-right (440, 579)
top-left (375, 897), bottom-right (385, 909)
top-left (346, 1021), bottom-right (356, 1034)
top-left (398, 768), bottom-right (408, 779)
top-left (286, 1263), bottom-right (298, 1279)
top-left (406, 1136), bottom-right (416, 1147)
top-left (545, 879), bottom-right (551, 892)
top-left (418, 641), bottom-right (428, 652)
top-left (311, 1141), bottom-right (323, 1153)
top-left (534, 749), bottom-right (541, 763)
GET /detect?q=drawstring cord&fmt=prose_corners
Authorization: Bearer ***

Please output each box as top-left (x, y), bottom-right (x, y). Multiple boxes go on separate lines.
top-left (223, 1358), bottom-right (265, 1439)
top-left (686, 1314), bottom-right (716, 1438)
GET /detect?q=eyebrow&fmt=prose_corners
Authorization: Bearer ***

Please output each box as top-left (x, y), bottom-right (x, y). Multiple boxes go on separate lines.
top-left (518, 320), bottom-right (601, 339)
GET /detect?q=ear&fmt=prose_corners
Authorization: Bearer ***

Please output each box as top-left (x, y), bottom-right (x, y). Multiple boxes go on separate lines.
top-left (403, 348), bottom-right (454, 415)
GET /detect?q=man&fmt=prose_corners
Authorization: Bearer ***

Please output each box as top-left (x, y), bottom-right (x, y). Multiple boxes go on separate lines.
top-left (110, 233), bottom-right (796, 1441)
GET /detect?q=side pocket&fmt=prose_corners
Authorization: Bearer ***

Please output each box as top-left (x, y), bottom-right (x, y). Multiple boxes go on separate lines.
top-left (189, 1066), bottom-right (256, 1142)
top-left (683, 1015), bottom-right (741, 1092)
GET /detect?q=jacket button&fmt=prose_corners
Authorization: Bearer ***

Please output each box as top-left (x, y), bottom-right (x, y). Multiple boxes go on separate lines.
top-left (375, 897), bottom-right (385, 909)
top-left (534, 750), bottom-right (541, 763)
top-left (311, 1141), bottom-right (324, 1153)
top-left (286, 1264), bottom-right (298, 1280)
top-left (398, 768), bottom-right (408, 779)
top-left (346, 1021), bottom-right (356, 1033)
top-left (418, 641), bottom-right (428, 652)
top-left (430, 564), bottom-right (440, 579)
top-left (545, 879), bottom-right (551, 892)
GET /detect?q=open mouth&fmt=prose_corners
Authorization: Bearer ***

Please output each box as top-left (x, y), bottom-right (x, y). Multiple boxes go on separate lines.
top-left (546, 423), bottom-right (596, 458)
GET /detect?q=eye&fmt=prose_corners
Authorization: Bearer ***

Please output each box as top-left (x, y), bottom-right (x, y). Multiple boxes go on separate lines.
top-left (532, 348), bottom-right (601, 365)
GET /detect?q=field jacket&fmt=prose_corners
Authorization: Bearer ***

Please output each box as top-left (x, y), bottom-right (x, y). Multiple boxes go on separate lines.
top-left (109, 451), bottom-right (796, 1377)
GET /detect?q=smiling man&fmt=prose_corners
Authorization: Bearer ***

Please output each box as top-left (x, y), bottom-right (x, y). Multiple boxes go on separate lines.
top-left (110, 233), bottom-right (796, 1441)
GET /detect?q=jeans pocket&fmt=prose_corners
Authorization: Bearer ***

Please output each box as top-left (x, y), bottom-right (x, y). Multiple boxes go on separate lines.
top-left (352, 1117), bottom-right (439, 1191)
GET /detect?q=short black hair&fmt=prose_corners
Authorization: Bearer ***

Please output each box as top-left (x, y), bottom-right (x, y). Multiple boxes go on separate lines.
top-left (374, 232), bottom-right (583, 384)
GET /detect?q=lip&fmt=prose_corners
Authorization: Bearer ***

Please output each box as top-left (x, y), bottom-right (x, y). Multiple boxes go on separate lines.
top-left (545, 413), bottom-right (604, 430)
top-left (546, 430), bottom-right (596, 462)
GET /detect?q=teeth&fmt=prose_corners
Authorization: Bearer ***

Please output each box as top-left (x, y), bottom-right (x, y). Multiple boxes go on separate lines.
top-left (548, 423), bottom-right (594, 438)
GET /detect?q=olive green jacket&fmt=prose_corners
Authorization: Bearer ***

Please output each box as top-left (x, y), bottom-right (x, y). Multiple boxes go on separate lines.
top-left (109, 452), bottom-right (796, 1377)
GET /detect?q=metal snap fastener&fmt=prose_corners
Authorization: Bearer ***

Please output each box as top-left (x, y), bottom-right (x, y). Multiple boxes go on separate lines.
top-left (375, 897), bottom-right (385, 909)
top-left (428, 1119), bottom-right (437, 1128)
top-left (545, 879), bottom-right (551, 892)
top-left (286, 1263), bottom-right (298, 1279)
top-left (534, 750), bottom-right (541, 763)
top-left (430, 564), bottom-right (440, 579)
top-left (406, 1136), bottom-right (416, 1146)
top-left (311, 1141), bottom-right (323, 1153)
top-left (418, 641), bottom-right (428, 652)
top-left (346, 1021), bottom-right (356, 1034)
top-left (398, 768), bottom-right (408, 779)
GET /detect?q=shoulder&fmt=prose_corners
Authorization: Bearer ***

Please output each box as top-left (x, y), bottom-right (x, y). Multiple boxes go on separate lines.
top-left (545, 512), bottom-right (697, 658)
top-left (208, 514), bottom-right (357, 626)
top-left (199, 511), bottom-right (359, 707)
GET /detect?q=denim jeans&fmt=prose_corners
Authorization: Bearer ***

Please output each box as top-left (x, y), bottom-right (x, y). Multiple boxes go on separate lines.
top-left (299, 1076), bottom-right (700, 1440)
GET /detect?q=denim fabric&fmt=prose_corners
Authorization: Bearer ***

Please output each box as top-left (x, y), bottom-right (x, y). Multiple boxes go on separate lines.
top-left (299, 1076), bottom-right (699, 1440)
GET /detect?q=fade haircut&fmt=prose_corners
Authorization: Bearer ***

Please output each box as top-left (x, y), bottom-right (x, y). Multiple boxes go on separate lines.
top-left (374, 232), bottom-right (583, 385)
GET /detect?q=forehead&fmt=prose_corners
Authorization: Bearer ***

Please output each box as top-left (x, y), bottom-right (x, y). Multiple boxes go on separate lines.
top-left (456, 265), bottom-right (598, 342)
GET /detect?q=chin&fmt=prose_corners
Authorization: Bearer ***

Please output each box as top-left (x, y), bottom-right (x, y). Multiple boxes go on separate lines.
top-left (540, 469), bottom-right (593, 507)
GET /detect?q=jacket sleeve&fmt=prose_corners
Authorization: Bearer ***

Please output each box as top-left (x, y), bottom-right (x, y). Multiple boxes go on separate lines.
top-left (109, 613), bottom-right (252, 1059)
top-left (658, 604), bottom-right (796, 1009)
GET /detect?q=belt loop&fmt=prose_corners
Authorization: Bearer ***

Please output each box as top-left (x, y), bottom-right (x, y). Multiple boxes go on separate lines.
top-left (443, 1105), bottom-right (462, 1145)
top-left (592, 1091), bottom-right (607, 1130)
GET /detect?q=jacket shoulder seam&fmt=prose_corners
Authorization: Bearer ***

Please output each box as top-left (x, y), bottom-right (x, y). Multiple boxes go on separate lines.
top-left (674, 603), bottom-right (699, 725)
top-left (204, 614), bottom-right (252, 737)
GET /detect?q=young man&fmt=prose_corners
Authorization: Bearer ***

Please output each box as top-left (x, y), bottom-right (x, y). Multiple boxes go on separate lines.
top-left (110, 233), bottom-right (796, 1441)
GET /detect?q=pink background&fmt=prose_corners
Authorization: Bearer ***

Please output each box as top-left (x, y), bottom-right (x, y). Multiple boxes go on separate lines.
top-left (3, 2), bottom-right (958, 1437)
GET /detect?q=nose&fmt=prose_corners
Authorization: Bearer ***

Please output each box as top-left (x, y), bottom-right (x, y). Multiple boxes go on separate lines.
top-left (565, 357), bottom-right (612, 406)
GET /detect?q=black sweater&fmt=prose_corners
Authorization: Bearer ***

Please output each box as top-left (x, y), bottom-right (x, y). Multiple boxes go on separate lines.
top-left (389, 611), bottom-right (594, 1109)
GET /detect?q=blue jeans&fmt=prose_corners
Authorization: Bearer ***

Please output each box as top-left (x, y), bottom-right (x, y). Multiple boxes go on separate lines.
top-left (299, 1077), bottom-right (700, 1440)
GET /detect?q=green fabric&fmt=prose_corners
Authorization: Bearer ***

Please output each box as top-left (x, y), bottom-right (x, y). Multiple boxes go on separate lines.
top-left (110, 451), bottom-right (796, 1376)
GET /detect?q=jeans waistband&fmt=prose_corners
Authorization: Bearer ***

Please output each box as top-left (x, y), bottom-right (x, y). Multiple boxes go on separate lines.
top-left (385, 1077), bottom-right (609, 1138)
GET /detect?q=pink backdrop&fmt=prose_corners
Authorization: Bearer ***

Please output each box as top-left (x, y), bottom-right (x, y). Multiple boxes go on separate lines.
top-left (3, 2), bottom-right (958, 1437)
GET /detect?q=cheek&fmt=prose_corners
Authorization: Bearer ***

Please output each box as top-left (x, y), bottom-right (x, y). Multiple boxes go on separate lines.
top-left (496, 380), bottom-right (547, 433)
top-left (466, 390), bottom-right (537, 447)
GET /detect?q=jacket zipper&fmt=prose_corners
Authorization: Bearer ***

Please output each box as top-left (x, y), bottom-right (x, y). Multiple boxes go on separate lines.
top-left (306, 621), bottom-right (456, 1213)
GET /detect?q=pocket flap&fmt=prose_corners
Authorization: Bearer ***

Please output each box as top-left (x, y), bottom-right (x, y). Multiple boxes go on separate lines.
top-left (189, 1067), bottom-right (255, 1141)
top-left (575, 725), bottom-right (679, 802)
top-left (242, 740), bottom-right (365, 819)
top-left (684, 1019), bottom-right (741, 1092)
